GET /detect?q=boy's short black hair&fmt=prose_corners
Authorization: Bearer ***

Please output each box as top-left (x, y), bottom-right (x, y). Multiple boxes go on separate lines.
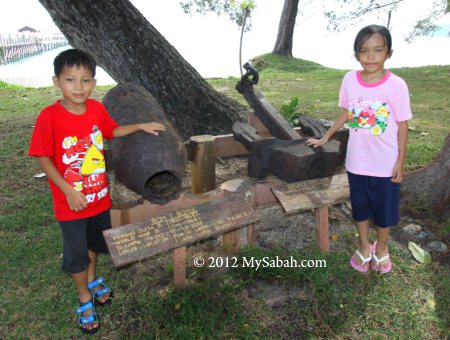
top-left (53, 49), bottom-right (97, 78)
top-left (354, 25), bottom-right (392, 56)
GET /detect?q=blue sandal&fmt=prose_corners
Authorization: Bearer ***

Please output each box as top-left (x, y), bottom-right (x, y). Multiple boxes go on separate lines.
top-left (88, 276), bottom-right (113, 306)
top-left (76, 300), bottom-right (100, 334)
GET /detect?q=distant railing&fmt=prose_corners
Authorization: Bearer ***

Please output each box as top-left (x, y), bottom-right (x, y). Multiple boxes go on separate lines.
top-left (0, 34), bottom-right (69, 65)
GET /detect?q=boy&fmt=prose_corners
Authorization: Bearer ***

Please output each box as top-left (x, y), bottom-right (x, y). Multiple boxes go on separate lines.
top-left (28, 49), bottom-right (165, 334)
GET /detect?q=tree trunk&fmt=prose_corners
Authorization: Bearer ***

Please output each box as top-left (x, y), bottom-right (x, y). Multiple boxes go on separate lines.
top-left (272, 0), bottom-right (299, 57)
top-left (38, 0), bottom-right (247, 140)
top-left (401, 133), bottom-right (450, 222)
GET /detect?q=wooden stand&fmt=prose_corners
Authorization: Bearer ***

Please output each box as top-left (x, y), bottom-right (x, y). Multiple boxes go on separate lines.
top-left (271, 174), bottom-right (350, 252)
top-left (107, 112), bottom-right (351, 290)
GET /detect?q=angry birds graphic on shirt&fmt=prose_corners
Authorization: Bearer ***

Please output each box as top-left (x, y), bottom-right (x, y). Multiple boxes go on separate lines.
top-left (347, 99), bottom-right (390, 136)
top-left (62, 126), bottom-right (109, 204)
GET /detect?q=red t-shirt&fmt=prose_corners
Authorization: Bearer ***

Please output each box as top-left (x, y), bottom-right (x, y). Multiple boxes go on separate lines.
top-left (29, 99), bottom-right (119, 221)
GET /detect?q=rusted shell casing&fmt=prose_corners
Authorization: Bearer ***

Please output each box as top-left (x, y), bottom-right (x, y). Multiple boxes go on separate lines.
top-left (103, 84), bottom-right (187, 204)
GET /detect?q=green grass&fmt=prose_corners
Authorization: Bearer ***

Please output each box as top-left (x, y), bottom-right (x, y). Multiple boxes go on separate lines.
top-left (0, 56), bottom-right (449, 338)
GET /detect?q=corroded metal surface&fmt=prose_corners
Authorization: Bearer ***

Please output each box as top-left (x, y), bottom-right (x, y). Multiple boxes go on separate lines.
top-left (103, 84), bottom-right (187, 204)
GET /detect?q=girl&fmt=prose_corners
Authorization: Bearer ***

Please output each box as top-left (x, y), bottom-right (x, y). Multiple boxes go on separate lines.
top-left (307, 25), bottom-right (412, 273)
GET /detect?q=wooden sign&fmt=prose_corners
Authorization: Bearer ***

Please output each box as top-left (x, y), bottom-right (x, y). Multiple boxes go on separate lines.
top-left (104, 196), bottom-right (258, 267)
top-left (272, 173), bottom-right (350, 214)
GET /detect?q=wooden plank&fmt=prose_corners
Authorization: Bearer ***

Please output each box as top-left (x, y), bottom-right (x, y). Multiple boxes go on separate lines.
top-left (104, 195), bottom-right (258, 267)
top-left (111, 189), bottom-right (226, 228)
top-left (271, 173), bottom-right (349, 214)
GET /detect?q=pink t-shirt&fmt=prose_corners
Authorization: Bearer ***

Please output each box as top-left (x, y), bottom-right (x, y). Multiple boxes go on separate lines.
top-left (339, 70), bottom-right (412, 177)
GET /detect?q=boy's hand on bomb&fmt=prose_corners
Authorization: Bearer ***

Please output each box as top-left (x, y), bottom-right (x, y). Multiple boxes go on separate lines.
top-left (140, 122), bottom-right (166, 135)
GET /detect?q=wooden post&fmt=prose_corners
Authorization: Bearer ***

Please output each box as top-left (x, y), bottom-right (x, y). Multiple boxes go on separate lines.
top-left (223, 229), bottom-right (242, 254)
top-left (315, 206), bottom-right (330, 252)
top-left (247, 224), bottom-right (255, 245)
top-left (170, 135), bottom-right (215, 289)
top-left (173, 247), bottom-right (187, 290)
top-left (220, 180), bottom-right (248, 254)
top-left (190, 135), bottom-right (216, 194)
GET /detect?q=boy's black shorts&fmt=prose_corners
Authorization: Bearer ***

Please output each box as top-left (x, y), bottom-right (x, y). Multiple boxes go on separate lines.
top-left (59, 209), bottom-right (111, 273)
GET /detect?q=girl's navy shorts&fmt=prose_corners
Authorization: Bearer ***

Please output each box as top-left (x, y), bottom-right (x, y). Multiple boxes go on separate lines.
top-left (347, 172), bottom-right (400, 228)
top-left (59, 209), bottom-right (111, 273)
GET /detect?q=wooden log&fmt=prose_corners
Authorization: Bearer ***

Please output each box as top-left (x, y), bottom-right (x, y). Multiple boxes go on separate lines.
top-left (103, 195), bottom-right (258, 267)
top-left (103, 84), bottom-right (187, 205)
top-left (190, 135), bottom-right (216, 194)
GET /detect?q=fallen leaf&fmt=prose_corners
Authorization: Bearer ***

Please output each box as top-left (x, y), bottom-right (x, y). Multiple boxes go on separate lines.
top-left (330, 234), bottom-right (339, 241)
top-left (174, 303), bottom-right (181, 311)
top-left (427, 298), bottom-right (436, 309)
top-left (408, 241), bottom-right (432, 264)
